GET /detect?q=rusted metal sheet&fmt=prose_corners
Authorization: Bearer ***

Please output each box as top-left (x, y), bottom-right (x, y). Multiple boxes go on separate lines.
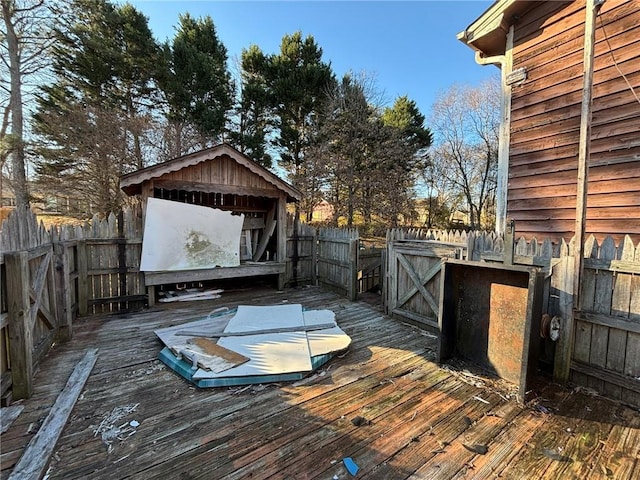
top-left (437, 259), bottom-right (545, 402)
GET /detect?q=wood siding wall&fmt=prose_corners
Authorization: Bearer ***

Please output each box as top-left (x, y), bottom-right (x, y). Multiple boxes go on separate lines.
top-left (157, 155), bottom-right (282, 197)
top-left (508, 0), bottom-right (640, 242)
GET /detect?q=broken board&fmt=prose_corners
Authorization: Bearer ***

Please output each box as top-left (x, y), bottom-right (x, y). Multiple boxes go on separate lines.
top-left (155, 304), bottom-right (351, 387)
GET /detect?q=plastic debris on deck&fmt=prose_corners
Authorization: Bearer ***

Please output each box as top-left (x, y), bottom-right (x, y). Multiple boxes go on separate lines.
top-left (154, 304), bottom-right (351, 388)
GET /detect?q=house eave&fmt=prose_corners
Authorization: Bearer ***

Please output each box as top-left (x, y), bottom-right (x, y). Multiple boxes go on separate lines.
top-left (457, 0), bottom-right (537, 57)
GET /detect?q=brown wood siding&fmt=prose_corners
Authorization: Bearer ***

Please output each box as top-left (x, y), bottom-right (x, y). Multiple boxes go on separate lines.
top-left (507, 0), bottom-right (640, 243)
top-left (161, 155), bottom-right (278, 194)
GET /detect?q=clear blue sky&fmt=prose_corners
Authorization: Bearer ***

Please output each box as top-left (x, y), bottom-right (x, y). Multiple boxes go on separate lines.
top-left (127, 0), bottom-right (498, 117)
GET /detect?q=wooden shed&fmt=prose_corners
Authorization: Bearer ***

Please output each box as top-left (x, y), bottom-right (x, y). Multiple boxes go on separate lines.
top-left (458, 0), bottom-right (640, 243)
top-left (120, 143), bottom-right (301, 302)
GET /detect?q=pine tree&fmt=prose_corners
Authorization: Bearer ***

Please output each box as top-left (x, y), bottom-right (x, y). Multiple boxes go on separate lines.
top-left (228, 45), bottom-right (272, 167)
top-left (160, 13), bottom-right (234, 155)
top-left (32, 0), bottom-right (161, 216)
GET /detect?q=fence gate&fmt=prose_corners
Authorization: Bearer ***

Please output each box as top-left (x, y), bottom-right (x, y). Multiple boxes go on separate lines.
top-left (386, 241), bottom-right (459, 330)
top-left (317, 228), bottom-right (359, 301)
top-left (358, 247), bottom-right (383, 294)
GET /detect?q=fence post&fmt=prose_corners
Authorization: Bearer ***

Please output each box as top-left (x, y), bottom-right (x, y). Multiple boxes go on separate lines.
top-left (349, 239), bottom-right (359, 301)
top-left (54, 242), bottom-right (73, 341)
top-left (553, 253), bottom-right (575, 383)
top-left (381, 247), bottom-right (387, 311)
top-left (77, 240), bottom-right (88, 316)
top-left (312, 228), bottom-right (318, 286)
top-left (5, 251), bottom-right (33, 399)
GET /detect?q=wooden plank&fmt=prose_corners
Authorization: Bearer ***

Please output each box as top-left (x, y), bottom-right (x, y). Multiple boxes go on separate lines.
top-left (571, 360), bottom-right (640, 393)
top-left (507, 177), bottom-right (639, 200)
top-left (144, 263), bottom-right (286, 286)
top-left (86, 266), bottom-right (141, 276)
top-left (242, 216), bottom-right (265, 230)
top-left (590, 409), bottom-right (640, 480)
top-left (395, 257), bottom-right (442, 309)
top-left (88, 294), bottom-right (148, 306)
top-left (397, 253), bottom-right (439, 315)
top-left (630, 238), bottom-right (640, 322)
top-left (624, 332), bottom-right (640, 378)
top-left (188, 338), bottom-right (249, 365)
top-left (252, 202), bottom-right (277, 262)
top-left (494, 25), bottom-right (514, 235)
top-left (584, 257), bottom-right (640, 275)
top-left (28, 250), bottom-right (52, 329)
top-left (0, 405), bottom-right (24, 433)
top-left (348, 239), bottom-right (358, 301)
top-left (153, 179), bottom-right (282, 199)
top-left (316, 236), bottom-right (353, 244)
top-left (391, 307), bottom-right (438, 330)
top-left (53, 242), bottom-right (68, 338)
top-left (5, 251), bottom-right (33, 400)
top-left (276, 194), bottom-right (286, 266)
top-left (589, 236), bottom-right (616, 393)
top-left (554, 253), bottom-right (575, 383)
top-left (175, 322), bottom-right (336, 338)
top-left (8, 348), bottom-right (98, 480)
top-left (576, 311), bottom-right (640, 335)
top-left (317, 257), bottom-right (352, 269)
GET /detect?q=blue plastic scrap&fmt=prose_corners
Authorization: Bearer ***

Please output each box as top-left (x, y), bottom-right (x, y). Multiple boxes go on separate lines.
top-left (343, 457), bottom-right (359, 476)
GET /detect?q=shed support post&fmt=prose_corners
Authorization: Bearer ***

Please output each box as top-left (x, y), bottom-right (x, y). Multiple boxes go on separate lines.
top-left (277, 194), bottom-right (287, 290)
top-left (6, 251), bottom-right (33, 399)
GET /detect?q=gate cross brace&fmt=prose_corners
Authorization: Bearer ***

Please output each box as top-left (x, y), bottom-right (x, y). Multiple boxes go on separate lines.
top-left (396, 254), bottom-right (441, 314)
top-left (29, 250), bottom-right (55, 330)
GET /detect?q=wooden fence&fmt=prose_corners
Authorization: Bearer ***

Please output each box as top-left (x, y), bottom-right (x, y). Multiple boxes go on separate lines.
top-left (285, 216), bottom-right (317, 287)
top-left (317, 228), bottom-right (359, 301)
top-left (0, 207), bottom-right (364, 401)
top-left (5, 208), bottom-right (635, 407)
top-left (384, 227), bottom-right (640, 408)
top-left (0, 206), bottom-right (146, 401)
top-left (1, 207), bottom-right (67, 402)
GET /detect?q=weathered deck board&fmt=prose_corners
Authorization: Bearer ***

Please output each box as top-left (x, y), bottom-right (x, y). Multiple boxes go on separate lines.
top-left (1, 286), bottom-right (639, 480)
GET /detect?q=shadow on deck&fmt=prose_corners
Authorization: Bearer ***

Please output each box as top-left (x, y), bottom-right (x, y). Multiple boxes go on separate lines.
top-left (1, 286), bottom-right (639, 479)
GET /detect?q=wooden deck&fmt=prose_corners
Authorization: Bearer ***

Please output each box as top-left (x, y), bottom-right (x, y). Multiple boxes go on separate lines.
top-left (1, 286), bottom-right (639, 479)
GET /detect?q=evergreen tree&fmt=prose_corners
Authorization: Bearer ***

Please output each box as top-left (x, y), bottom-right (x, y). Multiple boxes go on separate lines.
top-left (228, 45), bottom-right (272, 167)
top-left (309, 74), bottom-right (419, 230)
top-left (382, 95), bottom-right (432, 154)
top-left (160, 13), bottom-right (234, 154)
top-left (32, 0), bottom-right (161, 216)
top-left (266, 32), bottom-right (334, 182)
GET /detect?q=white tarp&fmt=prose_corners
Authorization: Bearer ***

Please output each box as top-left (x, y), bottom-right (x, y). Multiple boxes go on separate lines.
top-left (140, 198), bottom-right (244, 272)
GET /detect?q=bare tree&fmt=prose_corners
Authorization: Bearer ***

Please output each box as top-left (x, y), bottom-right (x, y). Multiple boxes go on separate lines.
top-left (1, 0), bottom-right (57, 208)
top-left (430, 78), bottom-right (500, 229)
